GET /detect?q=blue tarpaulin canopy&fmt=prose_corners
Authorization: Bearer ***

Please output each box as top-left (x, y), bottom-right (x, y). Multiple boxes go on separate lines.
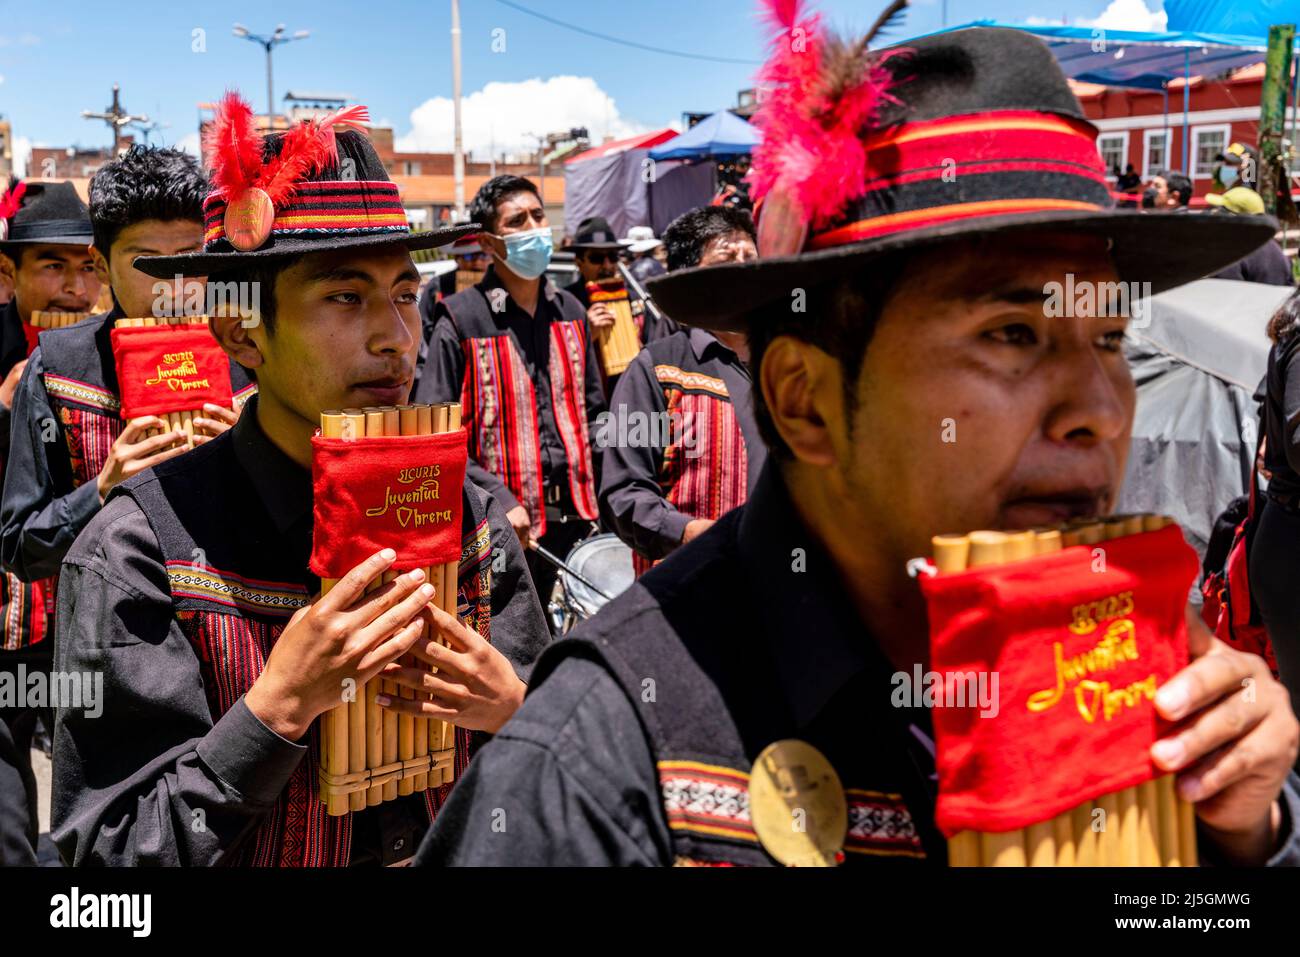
top-left (912, 20), bottom-right (1288, 175)
top-left (648, 110), bottom-right (760, 161)
top-left (1166, 0), bottom-right (1300, 41)
top-left (915, 20), bottom-right (1269, 90)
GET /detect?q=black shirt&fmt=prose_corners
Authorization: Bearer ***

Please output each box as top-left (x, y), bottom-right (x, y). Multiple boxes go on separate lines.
top-left (1213, 240), bottom-right (1295, 287)
top-left (51, 399), bottom-right (551, 865)
top-left (415, 268), bottom-right (606, 512)
top-left (599, 328), bottom-right (764, 560)
top-left (418, 463), bottom-right (1300, 866)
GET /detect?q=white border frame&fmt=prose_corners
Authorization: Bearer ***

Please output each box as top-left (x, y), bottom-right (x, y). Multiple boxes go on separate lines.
top-left (1096, 131), bottom-right (1129, 182)
top-left (1190, 123), bottom-right (1232, 179)
top-left (1142, 128), bottom-right (1170, 179)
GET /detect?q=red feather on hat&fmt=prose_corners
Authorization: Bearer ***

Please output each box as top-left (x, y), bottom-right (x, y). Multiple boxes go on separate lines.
top-left (203, 93), bottom-right (371, 207)
top-left (260, 104), bottom-right (371, 207)
top-left (748, 0), bottom-right (908, 231)
top-left (0, 179), bottom-right (27, 222)
top-left (203, 91), bottom-right (263, 200)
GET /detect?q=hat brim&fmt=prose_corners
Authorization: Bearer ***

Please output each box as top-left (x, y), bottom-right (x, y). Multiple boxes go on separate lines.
top-left (132, 223), bottom-right (481, 278)
top-left (627, 239), bottom-right (663, 253)
top-left (646, 209), bottom-right (1279, 332)
top-left (1, 234), bottom-right (93, 247)
top-left (569, 241), bottom-right (628, 251)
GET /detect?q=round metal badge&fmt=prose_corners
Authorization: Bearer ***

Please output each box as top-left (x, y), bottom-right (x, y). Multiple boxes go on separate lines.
top-left (224, 187), bottom-right (274, 251)
top-left (749, 739), bottom-right (847, 867)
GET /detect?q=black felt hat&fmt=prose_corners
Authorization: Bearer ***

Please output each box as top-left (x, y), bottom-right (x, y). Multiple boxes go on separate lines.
top-left (569, 216), bottom-right (625, 250)
top-left (135, 94), bottom-right (478, 278)
top-left (647, 25), bottom-right (1276, 332)
top-left (0, 180), bottom-right (93, 246)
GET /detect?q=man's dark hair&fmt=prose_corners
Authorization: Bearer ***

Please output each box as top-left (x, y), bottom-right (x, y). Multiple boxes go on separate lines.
top-left (1158, 170), bottom-right (1193, 206)
top-left (744, 253), bottom-right (904, 459)
top-left (88, 146), bottom-right (207, 258)
top-left (468, 175), bottom-right (540, 234)
top-left (663, 206), bottom-right (756, 272)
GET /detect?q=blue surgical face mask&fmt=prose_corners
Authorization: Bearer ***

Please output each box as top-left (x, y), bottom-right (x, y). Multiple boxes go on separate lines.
top-left (494, 227), bottom-right (553, 280)
top-left (1220, 166), bottom-right (1239, 188)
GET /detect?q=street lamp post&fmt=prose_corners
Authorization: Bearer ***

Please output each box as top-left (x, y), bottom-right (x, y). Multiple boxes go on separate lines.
top-left (233, 23), bottom-right (311, 124)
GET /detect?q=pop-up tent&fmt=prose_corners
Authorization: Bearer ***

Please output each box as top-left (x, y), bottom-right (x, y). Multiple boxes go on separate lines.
top-left (648, 110), bottom-right (760, 161)
top-left (563, 129), bottom-right (678, 239)
top-left (1116, 278), bottom-right (1293, 560)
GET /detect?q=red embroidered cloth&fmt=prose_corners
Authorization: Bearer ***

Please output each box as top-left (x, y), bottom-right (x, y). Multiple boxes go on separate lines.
top-left (918, 525), bottom-right (1198, 836)
top-left (310, 429), bottom-right (468, 577)
top-left (110, 325), bottom-right (233, 418)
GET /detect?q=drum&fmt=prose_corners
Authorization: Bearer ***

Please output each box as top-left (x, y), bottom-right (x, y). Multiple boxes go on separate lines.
top-left (547, 533), bottom-right (635, 634)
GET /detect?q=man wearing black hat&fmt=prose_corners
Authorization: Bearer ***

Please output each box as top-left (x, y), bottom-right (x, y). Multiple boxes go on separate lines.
top-left (419, 22), bottom-right (1300, 867)
top-left (599, 205), bottom-right (764, 573)
top-left (2, 148), bottom-right (257, 619)
top-left (51, 97), bottom-right (550, 866)
top-left (565, 216), bottom-right (675, 384)
top-left (416, 176), bottom-right (606, 606)
top-left (0, 179), bottom-right (100, 863)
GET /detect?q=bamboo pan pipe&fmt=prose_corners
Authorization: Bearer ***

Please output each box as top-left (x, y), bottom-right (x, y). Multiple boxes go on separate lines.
top-left (319, 411), bottom-right (351, 818)
top-left (31, 310), bottom-right (90, 329)
top-left (935, 514), bottom-right (1196, 866)
top-left (317, 403), bottom-right (461, 814)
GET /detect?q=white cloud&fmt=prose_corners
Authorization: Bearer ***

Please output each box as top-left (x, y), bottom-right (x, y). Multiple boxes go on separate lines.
top-left (11, 137), bottom-right (31, 178)
top-left (174, 131), bottom-right (201, 158)
top-left (396, 76), bottom-right (649, 161)
top-left (1026, 1), bottom-right (1168, 31)
top-left (1078, 0), bottom-right (1168, 31)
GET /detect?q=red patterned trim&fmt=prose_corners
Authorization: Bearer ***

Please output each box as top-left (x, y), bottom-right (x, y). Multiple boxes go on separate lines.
top-left (659, 760), bottom-right (758, 844)
top-left (810, 198), bottom-right (1102, 250)
top-left (548, 321), bottom-right (598, 521)
top-left (843, 788), bottom-right (927, 859)
top-left (634, 390), bottom-right (748, 576)
top-left (203, 181), bottom-right (409, 246)
top-left (462, 335), bottom-right (546, 534)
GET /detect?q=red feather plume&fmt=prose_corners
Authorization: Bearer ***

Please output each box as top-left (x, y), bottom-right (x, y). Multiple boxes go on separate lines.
top-left (202, 93), bottom-right (372, 208)
top-left (202, 91), bottom-right (263, 200)
top-left (749, 0), bottom-right (907, 231)
top-left (260, 105), bottom-right (371, 207)
top-left (0, 179), bottom-right (27, 222)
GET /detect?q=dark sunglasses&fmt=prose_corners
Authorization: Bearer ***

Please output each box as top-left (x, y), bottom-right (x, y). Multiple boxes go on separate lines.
top-left (582, 250), bottom-right (620, 265)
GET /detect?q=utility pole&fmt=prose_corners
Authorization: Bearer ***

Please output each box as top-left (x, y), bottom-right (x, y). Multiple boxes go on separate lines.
top-left (82, 84), bottom-right (148, 154)
top-left (1259, 24), bottom-right (1295, 217)
top-left (452, 0), bottom-right (465, 221)
top-left (233, 23), bottom-right (310, 125)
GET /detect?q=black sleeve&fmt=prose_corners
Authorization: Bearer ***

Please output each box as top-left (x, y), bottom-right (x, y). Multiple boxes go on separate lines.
top-left (414, 306), bottom-right (521, 513)
top-left (0, 348), bottom-right (104, 581)
top-left (598, 350), bottom-right (690, 560)
top-left (51, 495), bottom-right (306, 866)
top-left (1280, 348), bottom-right (1300, 475)
top-left (414, 655), bottom-right (671, 866)
top-left (480, 487), bottom-right (551, 683)
top-left (0, 713), bottom-right (37, 866)
top-left (1251, 242), bottom-right (1295, 287)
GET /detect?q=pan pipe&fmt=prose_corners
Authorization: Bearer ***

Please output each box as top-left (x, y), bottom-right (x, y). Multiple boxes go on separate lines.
top-left (931, 515), bottom-right (1197, 867)
top-left (30, 310), bottom-right (91, 330)
top-left (317, 403), bottom-right (461, 816)
top-left (113, 316), bottom-right (222, 446)
top-left (586, 278), bottom-right (640, 377)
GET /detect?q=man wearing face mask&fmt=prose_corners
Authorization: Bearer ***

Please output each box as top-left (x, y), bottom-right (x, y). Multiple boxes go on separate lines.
top-left (1141, 170), bottom-right (1192, 212)
top-left (415, 176), bottom-right (606, 605)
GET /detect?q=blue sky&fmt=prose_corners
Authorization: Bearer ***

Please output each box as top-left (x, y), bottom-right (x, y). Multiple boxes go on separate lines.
top-left (0, 0), bottom-right (1168, 169)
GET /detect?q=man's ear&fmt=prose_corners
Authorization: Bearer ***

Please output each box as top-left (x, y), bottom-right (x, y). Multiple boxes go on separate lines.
top-left (760, 336), bottom-right (839, 468)
top-left (209, 310), bottom-right (265, 375)
top-left (89, 245), bottom-right (111, 289)
top-left (478, 232), bottom-right (504, 261)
